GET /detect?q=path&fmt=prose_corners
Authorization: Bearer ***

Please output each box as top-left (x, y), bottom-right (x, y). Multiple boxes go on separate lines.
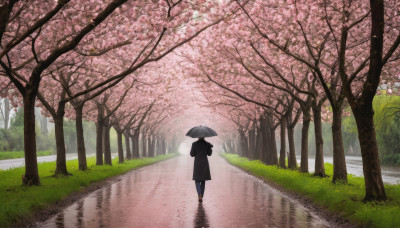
top-left (36, 154), bottom-right (333, 227)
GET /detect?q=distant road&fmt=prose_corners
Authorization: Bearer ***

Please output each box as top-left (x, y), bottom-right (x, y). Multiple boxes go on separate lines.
top-left (0, 153), bottom-right (117, 170)
top-left (297, 156), bottom-right (400, 185)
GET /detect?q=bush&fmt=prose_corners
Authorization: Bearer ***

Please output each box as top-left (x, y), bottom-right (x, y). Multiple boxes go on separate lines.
top-left (6, 126), bottom-right (24, 151)
top-left (0, 129), bottom-right (9, 151)
top-left (381, 153), bottom-right (400, 166)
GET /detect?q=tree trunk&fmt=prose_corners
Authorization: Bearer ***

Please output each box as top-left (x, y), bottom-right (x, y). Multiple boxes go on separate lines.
top-left (117, 131), bottom-right (124, 164)
top-left (300, 114), bottom-right (311, 173)
top-left (332, 108), bottom-right (347, 182)
top-left (152, 136), bottom-right (156, 157)
top-left (153, 137), bottom-right (157, 156)
top-left (248, 128), bottom-right (255, 160)
top-left (339, 0), bottom-right (386, 201)
top-left (124, 132), bottom-right (131, 160)
top-left (287, 123), bottom-right (297, 170)
top-left (353, 105), bottom-right (386, 200)
top-left (4, 98), bottom-right (10, 129)
top-left (260, 115), bottom-right (274, 165)
top-left (22, 92), bottom-right (40, 185)
top-left (54, 103), bottom-right (69, 176)
top-left (312, 102), bottom-right (325, 177)
top-left (148, 136), bottom-right (153, 157)
top-left (154, 137), bottom-right (158, 156)
top-left (238, 130), bottom-right (246, 157)
top-left (95, 122), bottom-right (103, 165)
top-left (269, 127), bottom-right (278, 165)
top-left (266, 115), bottom-right (278, 165)
top-left (103, 123), bottom-right (112, 165)
top-left (255, 127), bottom-right (263, 161)
top-left (142, 134), bottom-right (147, 157)
top-left (95, 110), bottom-right (104, 166)
top-left (75, 105), bottom-right (87, 170)
top-left (156, 137), bottom-right (161, 156)
top-left (132, 134), bottom-right (140, 158)
top-left (232, 138), bottom-right (237, 154)
top-left (152, 136), bottom-right (156, 156)
top-left (162, 138), bottom-right (166, 155)
top-left (279, 118), bottom-right (287, 168)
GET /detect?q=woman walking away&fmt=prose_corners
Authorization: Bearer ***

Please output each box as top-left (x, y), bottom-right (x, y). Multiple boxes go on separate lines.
top-left (190, 137), bottom-right (213, 202)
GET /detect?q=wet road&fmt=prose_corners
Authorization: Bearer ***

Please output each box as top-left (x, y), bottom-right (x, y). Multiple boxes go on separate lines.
top-left (0, 154), bottom-right (80, 170)
top-left (297, 156), bottom-right (400, 184)
top-left (0, 153), bottom-right (117, 170)
top-left (37, 154), bottom-right (332, 228)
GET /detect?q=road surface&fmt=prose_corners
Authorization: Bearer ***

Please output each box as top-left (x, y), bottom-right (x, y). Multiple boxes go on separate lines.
top-left (0, 154), bottom-right (118, 170)
top-left (297, 156), bottom-right (400, 184)
top-left (36, 154), bottom-right (333, 228)
top-left (0, 154), bottom-right (79, 170)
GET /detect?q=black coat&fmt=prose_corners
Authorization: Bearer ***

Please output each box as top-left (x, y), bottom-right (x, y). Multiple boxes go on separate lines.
top-left (190, 139), bottom-right (213, 181)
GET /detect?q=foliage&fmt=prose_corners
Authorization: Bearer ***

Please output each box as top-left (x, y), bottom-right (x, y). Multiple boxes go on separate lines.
top-left (0, 108), bottom-right (54, 152)
top-left (341, 113), bottom-right (361, 156)
top-left (373, 95), bottom-right (400, 130)
top-left (0, 108), bottom-right (24, 151)
top-left (83, 121), bottom-right (97, 154)
top-left (63, 119), bottom-right (77, 154)
top-left (373, 96), bottom-right (400, 166)
top-left (221, 153), bottom-right (400, 227)
top-left (9, 108), bottom-right (24, 128)
top-left (0, 153), bottom-right (178, 227)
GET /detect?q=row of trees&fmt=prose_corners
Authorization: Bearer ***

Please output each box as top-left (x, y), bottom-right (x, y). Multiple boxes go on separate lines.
top-left (0, 0), bottom-right (398, 203)
top-left (182, 0), bottom-right (400, 201)
top-left (0, 0), bottom-right (236, 185)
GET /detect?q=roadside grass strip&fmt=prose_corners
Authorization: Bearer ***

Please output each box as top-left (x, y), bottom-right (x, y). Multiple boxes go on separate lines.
top-left (221, 153), bottom-right (400, 228)
top-left (0, 150), bottom-right (54, 160)
top-left (0, 153), bottom-right (178, 227)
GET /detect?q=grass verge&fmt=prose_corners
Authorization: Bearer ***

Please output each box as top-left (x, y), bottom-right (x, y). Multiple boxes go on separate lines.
top-left (0, 150), bottom-right (54, 160)
top-left (221, 153), bottom-right (400, 227)
top-left (0, 153), bottom-right (178, 227)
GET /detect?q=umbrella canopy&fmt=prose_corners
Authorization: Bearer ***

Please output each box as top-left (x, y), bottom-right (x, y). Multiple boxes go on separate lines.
top-left (186, 125), bottom-right (218, 138)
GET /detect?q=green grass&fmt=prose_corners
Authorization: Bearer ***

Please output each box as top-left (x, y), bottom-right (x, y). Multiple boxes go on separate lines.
top-left (221, 153), bottom-right (400, 227)
top-left (0, 153), bottom-right (178, 227)
top-left (0, 150), bottom-right (54, 160)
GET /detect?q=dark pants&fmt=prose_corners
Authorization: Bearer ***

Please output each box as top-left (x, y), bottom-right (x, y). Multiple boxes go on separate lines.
top-left (195, 180), bottom-right (205, 196)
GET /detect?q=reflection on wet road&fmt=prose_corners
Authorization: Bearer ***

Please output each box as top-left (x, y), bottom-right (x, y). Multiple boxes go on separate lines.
top-left (37, 155), bottom-right (332, 228)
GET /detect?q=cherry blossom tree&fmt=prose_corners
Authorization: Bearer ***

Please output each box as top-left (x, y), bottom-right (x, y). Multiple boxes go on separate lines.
top-left (0, 0), bottom-right (236, 185)
top-left (235, 0), bottom-right (399, 199)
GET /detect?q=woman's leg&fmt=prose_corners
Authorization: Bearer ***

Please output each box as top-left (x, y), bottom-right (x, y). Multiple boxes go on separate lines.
top-left (200, 181), bottom-right (205, 196)
top-left (195, 181), bottom-right (201, 195)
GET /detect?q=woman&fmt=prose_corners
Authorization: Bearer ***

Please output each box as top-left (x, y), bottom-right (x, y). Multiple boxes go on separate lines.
top-left (190, 137), bottom-right (213, 202)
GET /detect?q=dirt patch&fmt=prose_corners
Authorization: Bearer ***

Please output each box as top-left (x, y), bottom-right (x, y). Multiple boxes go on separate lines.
top-left (221, 156), bottom-right (358, 228)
